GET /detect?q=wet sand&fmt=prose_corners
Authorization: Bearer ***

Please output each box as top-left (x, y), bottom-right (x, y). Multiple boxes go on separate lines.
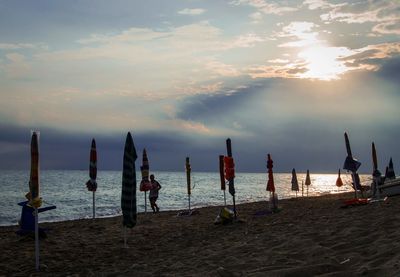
top-left (1, 192), bottom-right (400, 276)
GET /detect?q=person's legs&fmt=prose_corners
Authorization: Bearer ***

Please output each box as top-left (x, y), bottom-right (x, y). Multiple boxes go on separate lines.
top-left (150, 197), bottom-right (156, 212)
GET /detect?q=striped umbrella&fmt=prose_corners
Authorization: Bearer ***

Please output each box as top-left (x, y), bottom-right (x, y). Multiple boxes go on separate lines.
top-left (305, 169), bottom-right (311, 196)
top-left (140, 148), bottom-right (151, 213)
top-left (186, 157), bottom-right (191, 211)
top-left (291, 168), bottom-right (299, 197)
top-left (29, 131), bottom-right (41, 271)
top-left (121, 132), bottom-right (137, 247)
top-left (86, 139), bottom-right (97, 218)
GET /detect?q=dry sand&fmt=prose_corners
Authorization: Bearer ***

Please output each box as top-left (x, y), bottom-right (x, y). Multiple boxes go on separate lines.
top-left (2, 192), bottom-right (400, 276)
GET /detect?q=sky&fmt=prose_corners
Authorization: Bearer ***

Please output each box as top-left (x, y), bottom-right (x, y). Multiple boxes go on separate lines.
top-left (0, 0), bottom-right (399, 173)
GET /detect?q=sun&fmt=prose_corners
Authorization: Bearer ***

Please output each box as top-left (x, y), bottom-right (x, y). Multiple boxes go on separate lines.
top-left (297, 45), bottom-right (353, 81)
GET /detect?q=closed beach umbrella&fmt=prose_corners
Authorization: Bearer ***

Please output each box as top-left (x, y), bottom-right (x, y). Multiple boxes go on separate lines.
top-left (186, 157), bottom-right (191, 211)
top-left (140, 148), bottom-right (151, 213)
top-left (266, 154), bottom-right (277, 210)
top-left (305, 170), bottom-right (311, 196)
top-left (121, 132), bottom-right (137, 247)
top-left (86, 138), bottom-right (97, 218)
top-left (266, 154), bottom-right (275, 193)
top-left (291, 168), bottom-right (299, 197)
top-left (372, 142), bottom-right (382, 199)
top-left (28, 131), bottom-right (42, 271)
top-left (336, 169), bottom-right (343, 188)
top-left (386, 158), bottom-right (396, 179)
top-left (224, 138), bottom-right (236, 218)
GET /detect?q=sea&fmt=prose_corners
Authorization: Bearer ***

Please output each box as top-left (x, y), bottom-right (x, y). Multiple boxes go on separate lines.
top-left (0, 170), bottom-right (372, 226)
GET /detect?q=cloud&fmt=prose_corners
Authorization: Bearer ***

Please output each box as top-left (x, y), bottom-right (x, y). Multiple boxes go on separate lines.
top-left (302, 0), bottom-right (339, 10)
top-left (342, 42), bottom-right (400, 71)
top-left (276, 21), bottom-right (320, 48)
top-left (177, 8), bottom-right (206, 15)
top-left (319, 0), bottom-right (400, 35)
top-left (372, 21), bottom-right (400, 35)
top-left (2, 53), bottom-right (30, 78)
top-left (230, 0), bottom-right (298, 15)
top-left (0, 42), bottom-right (47, 50)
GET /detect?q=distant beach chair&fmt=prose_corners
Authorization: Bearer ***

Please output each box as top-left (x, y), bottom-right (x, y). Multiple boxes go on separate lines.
top-left (16, 201), bottom-right (56, 237)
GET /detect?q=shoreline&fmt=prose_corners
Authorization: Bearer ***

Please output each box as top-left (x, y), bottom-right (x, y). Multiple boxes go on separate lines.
top-left (2, 191), bottom-right (400, 276)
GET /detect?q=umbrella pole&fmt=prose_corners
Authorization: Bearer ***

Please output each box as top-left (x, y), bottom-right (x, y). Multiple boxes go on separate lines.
top-left (307, 186), bottom-right (309, 197)
top-left (145, 191), bottom-right (147, 213)
top-left (188, 194), bottom-right (191, 212)
top-left (352, 172), bottom-right (359, 199)
top-left (34, 207), bottom-right (40, 271)
top-left (232, 195), bottom-right (237, 220)
top-left (223, 190), bottom-right (226, 206)
top-left (93, 191), bottom-right (95, 219)
top-left (123, 227), bottom-right (127, 248)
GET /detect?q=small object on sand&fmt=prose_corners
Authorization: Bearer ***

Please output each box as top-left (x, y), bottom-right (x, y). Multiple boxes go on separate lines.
top-left (340, 258), bottom-right (350, 264)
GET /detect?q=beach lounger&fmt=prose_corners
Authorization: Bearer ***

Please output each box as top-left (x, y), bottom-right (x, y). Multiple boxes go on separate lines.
top-left (16, 201), bottom-right (56, 237)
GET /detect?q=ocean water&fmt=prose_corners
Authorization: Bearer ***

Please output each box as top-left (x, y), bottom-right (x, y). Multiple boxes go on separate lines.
top-left (0, 170), bottom-right (372, 226)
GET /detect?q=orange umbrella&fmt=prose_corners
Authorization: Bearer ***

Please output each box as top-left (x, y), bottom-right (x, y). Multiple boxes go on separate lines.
top-left (336, 169), bottom-right (343, 188)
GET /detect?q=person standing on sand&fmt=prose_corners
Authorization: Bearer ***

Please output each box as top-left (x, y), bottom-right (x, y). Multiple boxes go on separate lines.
top-left (149, 174), bottom-right (162, 213)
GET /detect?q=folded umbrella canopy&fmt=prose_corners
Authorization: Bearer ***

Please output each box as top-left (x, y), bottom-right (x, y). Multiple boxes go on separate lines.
top-left (86, 138), bottom-right (97, 218)
top-left (186, 157), bottom-right (191, 211)
top-left (336, 169), bottom-right (343, 188)
top-left (372, 142), bottom-right (382, 199)
top-left (305, 170), bottom-right (311, 196)
top-left (386, 158), bottom-right (396, 180)
top-left (291, 168), bottom-right (299, 197)
top-left (224, 138), bottom-right (236, 218)
top-left (121, 132), bottom-right (137, 247)
top-left (140, 148), bottom-right (152, 213)
top-left (28, 131), bottom-right (41, 271)
top-left (266, 154), bottom-right (277, 210)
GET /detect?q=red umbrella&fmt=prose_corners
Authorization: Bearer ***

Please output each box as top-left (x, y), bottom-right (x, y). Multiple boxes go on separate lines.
top-left (266, 154), bottom-right (275, 192)
top-left (140, 148), bottom-right (151, 213)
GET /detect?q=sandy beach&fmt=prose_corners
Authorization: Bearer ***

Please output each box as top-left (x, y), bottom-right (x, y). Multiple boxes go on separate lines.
top-left (2, 192), bottom-right (400, 276)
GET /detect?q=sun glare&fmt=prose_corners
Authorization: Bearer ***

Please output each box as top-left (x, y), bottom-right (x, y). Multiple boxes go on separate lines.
top-left (297, 45), bottom-right (353, 81)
